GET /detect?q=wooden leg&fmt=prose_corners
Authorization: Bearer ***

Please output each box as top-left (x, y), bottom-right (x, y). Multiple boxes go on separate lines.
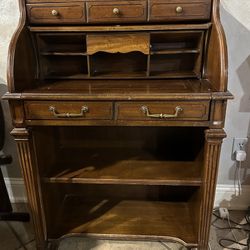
top-left (198, 129), bottom-right (226, 250)
top-left (47, 240), bottom-right (59, 250)
top-left (11, 128), bottom-right (47, 250)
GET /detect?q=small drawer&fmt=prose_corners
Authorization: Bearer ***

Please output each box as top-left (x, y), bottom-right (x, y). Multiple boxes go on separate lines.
top-left (86, 1), bottom-right (147, 23)
top-left (25, 101), bottom-right (113, 120)
top-left (116, 101), bottom-right (210, 121)
top-left (26, 3), bottom-right (86, 24)
top-left (149, 0), bottom-right (211, 22)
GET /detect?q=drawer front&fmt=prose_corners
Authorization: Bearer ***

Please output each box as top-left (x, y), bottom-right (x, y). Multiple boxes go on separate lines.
top-left (116, 101), bottom-right (210, 121)
top-left (27, 3), bottom-right (86, 24)
top-left (150, 0), bottom-right (211, 22)
top-left (25, 101), bottom-right (113, 120)
top-left (87, 1), bottom-right (147, 23)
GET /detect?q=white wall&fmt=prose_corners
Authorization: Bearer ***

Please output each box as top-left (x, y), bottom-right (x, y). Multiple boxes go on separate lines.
top-left (218, 2), bottom-right (250, 185)
top-left (0, 0), bottom-right (21, 178)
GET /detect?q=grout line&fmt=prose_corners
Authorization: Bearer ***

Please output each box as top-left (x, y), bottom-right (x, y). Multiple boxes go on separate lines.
top-left (5, 221), bottom-right (27, 250)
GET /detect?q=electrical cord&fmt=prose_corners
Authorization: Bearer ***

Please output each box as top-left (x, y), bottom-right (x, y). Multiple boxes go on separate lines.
top-left (212, 210), bottom-right (250, 250)
top-left (213, 212), bottom-right (250, 226)
top-left (227, 216), bottom-right (242, 250)
top-left (212, 223), bottom-right (250, 232)
top-left (219, 239), bottom-right (248, 250)
top-left (238, 161), bottom-right (242, 196)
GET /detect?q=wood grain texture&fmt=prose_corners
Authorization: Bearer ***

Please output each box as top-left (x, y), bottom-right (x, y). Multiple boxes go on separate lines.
top-left (4, 79), bottom-right (214, 101)
top-left (150, 0), bottom-right (211, 22)
top-left (8, 100), bottom-right (25, 127)
top-left (116, 101), bottom-right (210, 121)
top-left (28, 23), bottom-right (212, 32)
top-left (27, 3), bottom-right (86, 24)
top-left (49, 198), bottom-right (198, 247)
top-left (87, 1), bottom-right (147, 23)
top-left (24, 101), bottom-right (113, 120)
top-left (87, 34), bottom-right (150, 55)
top-left (7, 0), bottom-right (37, 93)
top-left (43, 147), bottom-right (203, 186)
top-left (204, 0), bottom-right (228, 91)
top-left (11, 128), bottom-right (47, 250)
top-left (198, 129), bottom-right (226, 249)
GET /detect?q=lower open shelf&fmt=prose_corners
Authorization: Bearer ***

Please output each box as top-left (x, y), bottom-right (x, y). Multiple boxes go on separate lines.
top-left (48, 196), bottom-right (197, 246)
top-left (43, 147), bottom-right (202, 186)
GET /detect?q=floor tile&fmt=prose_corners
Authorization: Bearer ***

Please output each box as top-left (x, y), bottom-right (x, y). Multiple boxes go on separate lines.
top-left (4, 203), bottom-right (35, 246)
top-left (0, 221), bottom-right (22, 250)
top-left (1, 204), bottom-right (250, 250)
top-left (58, 238), bottom-right (186, 250)
top-left (24, 240), bottom-right (36, 250)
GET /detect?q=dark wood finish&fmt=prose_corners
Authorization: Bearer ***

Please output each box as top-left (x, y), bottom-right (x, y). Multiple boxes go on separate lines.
top-left (86, 1), bottom-right (147, 23)
top-left (150, 0), bottom-right (211, 22)
top-left (199, 129), bottom-right (226, 249)
top-left (42, 147), bottom-right (203, 186)
top-left (27, 3), bottom-right (86, 24)
top-left (204, 0), bottom-right (228, 91)
top-left (24, 101), bottom-right (113, 120)
top-left (11, 128), bottom-right (46, 249)
top-left (29, 23), bottom-right (212, 32)
top-left (116, 101), bottom-right (210, 121)
top-left (49, 199), bottom-right (197, 246)
top-left (5, 0), bottom-right (232, 249)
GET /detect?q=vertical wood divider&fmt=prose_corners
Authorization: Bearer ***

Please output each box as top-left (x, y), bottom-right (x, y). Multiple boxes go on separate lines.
top-left (11, 128), bottom-right (47, 250)
top-left (198, 129), bottom-right (226, 249)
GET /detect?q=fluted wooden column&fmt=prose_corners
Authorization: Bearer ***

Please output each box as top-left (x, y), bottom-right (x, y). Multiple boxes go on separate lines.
top-left (11, 128), bottom-right (47, 250)
top-left (198, 129), bottom-right (226, 249)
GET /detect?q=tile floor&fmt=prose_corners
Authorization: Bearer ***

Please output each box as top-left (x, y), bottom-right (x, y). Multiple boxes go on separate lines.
top-left (0, 203), bottom-right (249, 250)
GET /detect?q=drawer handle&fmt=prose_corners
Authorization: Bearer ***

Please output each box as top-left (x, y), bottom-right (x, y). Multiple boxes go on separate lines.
top-left (49, 106), bottom-right (89, 118)
top-left (51, 9), bottom-right (59, 16)
top-left (175, 6), bottom-right (183, 13)
top-left (113, 8), bottom-right (120, 15)
top-left (141, 106), bottom-right (183, 119)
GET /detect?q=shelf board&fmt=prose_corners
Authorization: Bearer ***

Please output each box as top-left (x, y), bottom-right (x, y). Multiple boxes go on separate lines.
top-left (43, 148), bottom-right (202, 186)
top-left (44, 73), bottom-right (89, 80)
top-left (16, 79), bottom-right (214, 101)
top-left (41, 52), bottom-right (87, 56)
top-left (48, 197), bottom-right (197, 246)
top-left (91, 71), bottom-right (147, 78)
top-left (151, 49), bottom-right (200, 55)
top-left (150, 71), bottom-right (197, 78)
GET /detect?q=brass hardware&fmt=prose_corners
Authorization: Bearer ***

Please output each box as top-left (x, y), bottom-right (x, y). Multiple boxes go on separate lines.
top-left (175, 6), bottom-right (183, 13)
top-left (113, 8), bottom-right (120, 15)
top-left (141, 106), bottom-right (183, 119)
top-left (49, 106), bottom-right (89, 118)
top-left (51, 9), bottom-right (59, 16)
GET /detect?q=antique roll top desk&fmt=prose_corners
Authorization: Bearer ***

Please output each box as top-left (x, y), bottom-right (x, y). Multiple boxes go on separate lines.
top-left (4, 0), bottom-right (233, 249)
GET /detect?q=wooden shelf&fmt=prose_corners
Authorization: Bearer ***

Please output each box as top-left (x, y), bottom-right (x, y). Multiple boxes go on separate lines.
top-left (41, 52), bottom-right (87, 56)
top-left (44, 74), bottom-right (89, 80)
top-left (13, 79), bottom-right (214, 101)
top-left (151, 49), bottom-right (200, 55)
top-left (91, 72), bottom-right (147, 78)
top-left (150, 71), bottom-right (198, 78)
top-left (48, 197), bottom-right (197, 246)
top-left (43, 148), bottom-right (202, 186)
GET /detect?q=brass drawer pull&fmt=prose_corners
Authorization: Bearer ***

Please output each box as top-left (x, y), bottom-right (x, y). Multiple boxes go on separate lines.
top-left (49, 106), bottom-right (89, 118)
top-left (141, 106), bottom-right (183, 119)
top-left (113, 8), bottom-right (120, 15)
top-left (51, 9), bottom-right (59, 16)
top-left (175, 6), bottom-right (183, 13)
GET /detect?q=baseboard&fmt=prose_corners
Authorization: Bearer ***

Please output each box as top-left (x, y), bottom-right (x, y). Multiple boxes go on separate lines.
top-left (4, 178), bottom-right (250, 210)
top-left (214, 184), bottom-right (250, 210)
top-left (4, 177), bottom-right (27, 203)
